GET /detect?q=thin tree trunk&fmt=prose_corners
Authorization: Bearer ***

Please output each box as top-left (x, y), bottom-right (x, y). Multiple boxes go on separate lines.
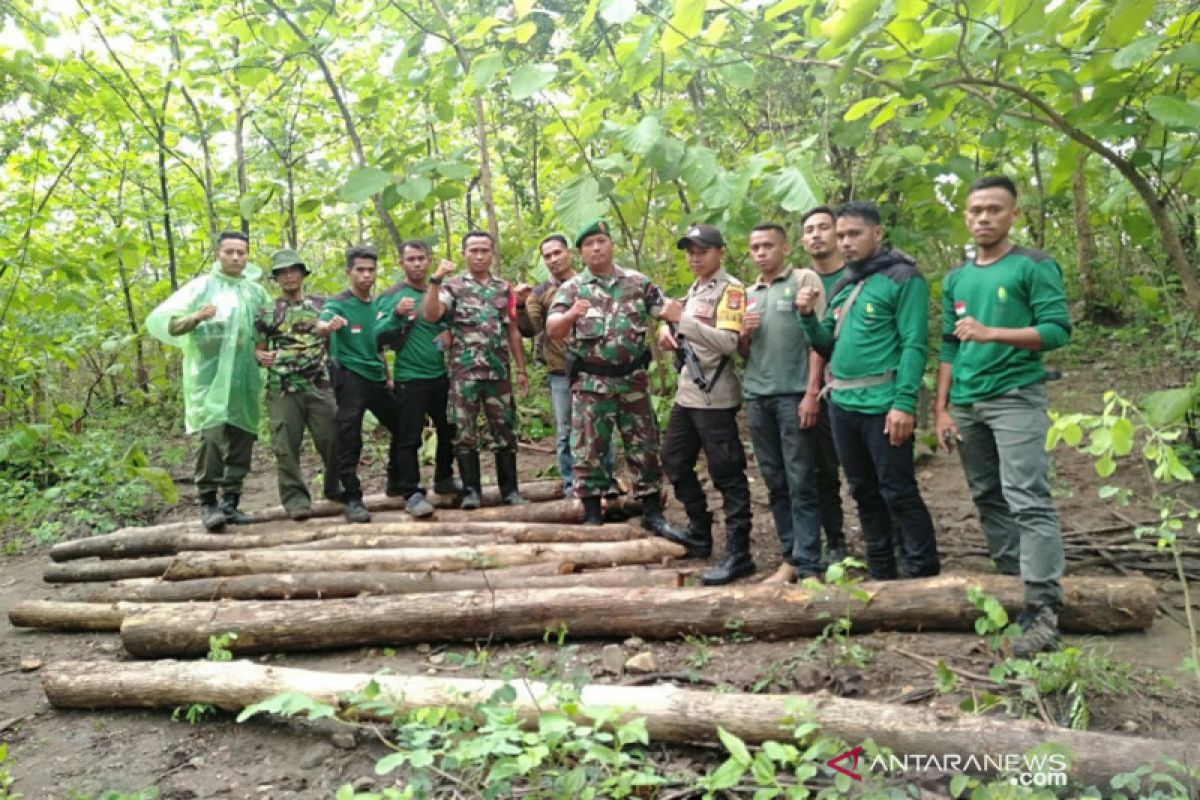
top-left (43, 661), bottom-right (1196, 788)
top-left (1072, 150), bottom-right (1102, 318)
top-left (264, 0), bottom-right (404, 255)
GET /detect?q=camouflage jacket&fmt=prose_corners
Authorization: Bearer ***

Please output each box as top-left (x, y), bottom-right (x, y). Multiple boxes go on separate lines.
top-left (255, 295), bottom-right (329, 394)
top-left (516, 276), bottom-right (570, 374)
top-left (438, 272), bottom-right (515, 382)
top-left (549, 265), bottom-right (666, 395)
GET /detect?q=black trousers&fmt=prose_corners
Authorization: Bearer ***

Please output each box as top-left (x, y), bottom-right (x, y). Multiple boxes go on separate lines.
top-left (829, 404), bottom-right (940, 580)
top-left (387, 375), bottom-right (456, 498)
top-left (813, 399), bottom-right (846, 548)
top-left (661, 404), bottom-right (752, 537)
top-left (332, 365), bottom-right (404, 501)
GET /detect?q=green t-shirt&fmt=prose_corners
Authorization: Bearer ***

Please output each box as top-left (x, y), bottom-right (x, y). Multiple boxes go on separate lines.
top-left (319, 290), bottom-right (400, 383)
top-left (817, 266), bottom-right (844, 300)
top-left (801, 250), bottom-right (928, 415)
top-left (743, 271), bottom-right (816, 399)
top-left (939, 246), bottom-right (1071, 406)
top-left (376, 282), bottom-right (448, 382)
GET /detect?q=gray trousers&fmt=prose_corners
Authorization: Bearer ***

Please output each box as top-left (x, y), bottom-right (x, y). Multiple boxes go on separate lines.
top-left (195, 424), bottom-right (256, 497)
top-left (953, 382), bottom-right (1064, 608)
top-left (268, 386), bottom-right (340, 512)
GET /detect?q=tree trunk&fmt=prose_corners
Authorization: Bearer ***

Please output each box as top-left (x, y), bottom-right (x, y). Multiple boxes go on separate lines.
top-left (44, 557), bottom-right (175, 584)
top-left (9, 601), bottom-right (161, 632)
top-left (50, 482), bottom-right (567, 561)
top-left (51, 518), bottom-right (634, 562)
top-left (1072, 150), bottom-right (1103, 319)
top-left (119, 575), bottom-right (1155, 659)
top-left (271, 525), bottom-right (642, 551)
top-left (161, 538), bottom-right (685, 581)
top-left (43, 661), bottom-right (1196, 787)
top-left (31, 567), bottom-right (685, 614)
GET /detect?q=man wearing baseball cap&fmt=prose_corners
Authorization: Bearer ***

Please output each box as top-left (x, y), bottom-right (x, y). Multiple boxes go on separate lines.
top-left (658, 224), bottom-right (756, 584)
top-left (253, 248), bottom-right (341, 520)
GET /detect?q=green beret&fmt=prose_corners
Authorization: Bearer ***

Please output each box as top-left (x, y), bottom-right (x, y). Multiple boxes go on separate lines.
top-left (270, 248), bottom-right (308, 275)
top-left (574, 219), bottom-right (612, 249)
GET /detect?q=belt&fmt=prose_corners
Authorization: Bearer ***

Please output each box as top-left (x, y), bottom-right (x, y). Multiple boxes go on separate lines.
top-left (820, 370), bottom-right (895, 399)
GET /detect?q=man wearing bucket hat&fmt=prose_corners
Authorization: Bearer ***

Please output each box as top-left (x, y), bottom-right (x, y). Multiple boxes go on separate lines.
top-left (545, 219), bottom-right (688, 541)
top-left (254, 248), bottom-right (341, 520)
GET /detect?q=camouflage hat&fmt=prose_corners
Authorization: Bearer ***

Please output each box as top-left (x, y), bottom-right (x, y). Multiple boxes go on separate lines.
top-left (676, 223), bottom-right (725, 250)
top-left (574, 219), bottom-right (612, 249)
top-left (270, 248), bottom-right (308, 275)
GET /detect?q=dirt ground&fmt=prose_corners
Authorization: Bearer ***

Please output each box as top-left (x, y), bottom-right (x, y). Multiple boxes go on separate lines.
top-left (3, 353), bottom-right (1200, 798)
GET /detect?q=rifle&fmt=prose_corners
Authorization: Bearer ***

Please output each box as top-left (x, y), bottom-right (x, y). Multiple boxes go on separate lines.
top-left (671, 324), bottom-right (715, 405)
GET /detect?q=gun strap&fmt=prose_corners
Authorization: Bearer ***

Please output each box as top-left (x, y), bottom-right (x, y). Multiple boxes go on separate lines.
top-left (833, 281), bottom-right (867, 340)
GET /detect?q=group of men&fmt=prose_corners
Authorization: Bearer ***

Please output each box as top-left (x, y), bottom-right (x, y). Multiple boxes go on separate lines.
top-left (148, 174), bottom-right (1071, 657)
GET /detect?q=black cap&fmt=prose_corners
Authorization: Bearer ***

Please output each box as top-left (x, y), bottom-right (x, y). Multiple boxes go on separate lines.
top-left (676, 224), bottom-right (725, 250)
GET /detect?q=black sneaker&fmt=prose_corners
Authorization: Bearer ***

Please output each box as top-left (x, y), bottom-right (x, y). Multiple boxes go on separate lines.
top-left (406, 493), bottom-right (435, 519)
top-left (343, 499), bottom-right (371, 524)
top-left (433, 477), bottom-right (463, 495)
top-left (1011, 606), bottom-right (1061, 658)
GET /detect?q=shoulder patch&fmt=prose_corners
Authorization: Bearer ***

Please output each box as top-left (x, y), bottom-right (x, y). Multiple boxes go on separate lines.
top-left (716, 286), bottom-right (744, 332)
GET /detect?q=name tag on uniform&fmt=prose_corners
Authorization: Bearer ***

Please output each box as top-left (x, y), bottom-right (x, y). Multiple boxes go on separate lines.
top-left (775, 299), bottom-right (793, 312)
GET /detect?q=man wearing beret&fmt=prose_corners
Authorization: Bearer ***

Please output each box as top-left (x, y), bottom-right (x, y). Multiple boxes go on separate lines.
top-left (546, 220), bottom-right (687, 540)
top-left (254, 248), bottom-right (341, 520)
top-left (658, 224), bottom-right (756, 584)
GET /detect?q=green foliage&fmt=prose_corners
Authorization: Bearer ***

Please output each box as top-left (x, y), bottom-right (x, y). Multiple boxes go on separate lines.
top-left (0, 744), bottom-right (18, 800)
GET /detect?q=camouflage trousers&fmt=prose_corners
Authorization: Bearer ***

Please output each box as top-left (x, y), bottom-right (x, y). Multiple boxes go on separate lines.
top-left (570, 388), bottom-right (662, 499)
top-left (450, 378), bottom-right (517, 455)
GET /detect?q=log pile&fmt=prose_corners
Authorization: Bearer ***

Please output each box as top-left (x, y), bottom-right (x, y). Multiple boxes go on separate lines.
top-left (10, 490), bottom-right (1183, 789)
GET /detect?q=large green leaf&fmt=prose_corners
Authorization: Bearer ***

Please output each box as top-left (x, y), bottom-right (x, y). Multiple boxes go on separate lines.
top-left (661, 0), bottom-right (705, 54)
top-left (772, 166), bottom-right (819, 212)
top-left (339, 167), bottom-right (393, 203)
top-left (616, 115), bottom-right (663, 155)
top-left (396, 176), bottom-right (433, 202)
top-left (554, 175), bottom-right (609, 234)
top-left (1112, 35), bottom-right (1165, 70)
top-left (1142, 385), bottom-right (1200, 427)
top-left (510, 63), bottom-right (557, 100)
top-left (820, 0), bottom-right (881, 50)
top-left (1145, 96), bottom-right (1200, 129)
top-left (468, 53), bottom-right (504, 92)
top-left (681, 146), bottom-right (719, 190)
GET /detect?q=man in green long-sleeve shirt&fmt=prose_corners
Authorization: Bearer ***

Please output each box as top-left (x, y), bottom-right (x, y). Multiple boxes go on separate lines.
top-left (935, 176), bottom-right (1072, 657)
top-left (797, 201), bottom-right (940, 581)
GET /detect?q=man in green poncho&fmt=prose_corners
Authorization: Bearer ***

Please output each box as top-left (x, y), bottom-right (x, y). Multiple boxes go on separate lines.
top-left (146, 231), bottom-right (271, 532)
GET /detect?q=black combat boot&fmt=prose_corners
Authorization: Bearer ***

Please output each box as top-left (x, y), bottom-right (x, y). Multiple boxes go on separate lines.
top-left (640, 493), bottom-right (702, 554)
top-left (701, 527), bottom-right (756, 585)
top-left (495, 450), bottom-right (528, 505)
top-left (581, 496), bottom-right (604, 525)
top-left (221, 493), bottom-right (254, 525)
top-left (458, 452), bottom-right (483, 510)
top-left (199, 491), bottom-right (226, 533)
top-left (433, 475), bottom-right (463, 496)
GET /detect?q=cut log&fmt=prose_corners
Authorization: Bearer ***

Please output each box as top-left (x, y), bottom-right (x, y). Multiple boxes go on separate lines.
top-left (15, 569), bottom-right (688, 630)
top-left (162, 538), bottom-right (685, 581)
top-left (49, 521), bottom-right (642, 562)
top-left (49, 481), bottom-right (567, 561)
top-left (43, 556), bottom-right (175, 584)
top-left (119, 575), bottom-right (1155, 658)
top-left (48, 565), bottom-right (685, 604)
top-left (271, 523), bottom-right (643, 550)
top-left (42, 660), bottom-right (1198, 788)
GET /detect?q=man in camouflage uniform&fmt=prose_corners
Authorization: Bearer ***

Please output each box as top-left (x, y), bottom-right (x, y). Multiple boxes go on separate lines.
top-left (254, 248), bottom-right (340, 520)
top-left (422, 230), bottom-right (528, 509)
top-left (658, 225), bottom-right (755, 584)
top-left (545, 219), bottom-right (687, 539)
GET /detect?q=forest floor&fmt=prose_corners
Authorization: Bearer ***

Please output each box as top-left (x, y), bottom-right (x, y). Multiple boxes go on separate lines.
top-left (3, 336), bottom-right (1200, 798)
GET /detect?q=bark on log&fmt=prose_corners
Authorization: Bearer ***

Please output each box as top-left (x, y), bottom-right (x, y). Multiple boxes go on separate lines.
top-left (162, 538), bottom-right (685, 581)
top-left (50, 521), bottom-right (640, 562)
top-left (120, 575), bottom-right (1155, 659)
top-left (42, 660), bottom-right (1197, 788)
top-left (271, 524), bottom-right (642, 550)
top-left (49, 565), bottom-right (685, 605)
top-left (43, 556), bottom-right (175, 584)
top-left (8, 601), bottom-right (164, 632)
top-left (50, 481), bottom-right (567, 561)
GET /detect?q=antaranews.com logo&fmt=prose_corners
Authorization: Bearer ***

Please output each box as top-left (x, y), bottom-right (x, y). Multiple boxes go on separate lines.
top-left (827, 745), bottom-right (1069, 788)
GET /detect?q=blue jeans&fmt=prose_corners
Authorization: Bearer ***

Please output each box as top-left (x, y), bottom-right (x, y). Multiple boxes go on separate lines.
top-left (830, 404), bottom-right (940, 580)
top-left (549, 373), bottom-right (575, 491)
top-left (953, 382), bottom-right (1063, 608)
top-left (746, 394), bottom-right (823, 576)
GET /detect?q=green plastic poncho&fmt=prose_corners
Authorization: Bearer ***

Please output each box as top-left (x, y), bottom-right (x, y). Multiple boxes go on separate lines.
top-left (146, 262), bottom-right (270, 435)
